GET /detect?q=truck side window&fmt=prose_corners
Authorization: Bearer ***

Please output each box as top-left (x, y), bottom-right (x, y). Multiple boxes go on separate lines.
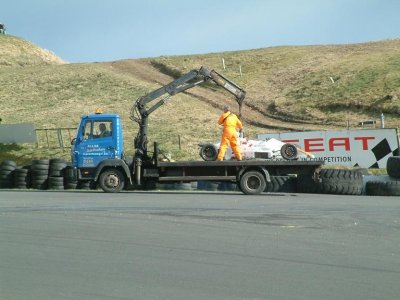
top-left (83, 121), bottom-right (93, 140)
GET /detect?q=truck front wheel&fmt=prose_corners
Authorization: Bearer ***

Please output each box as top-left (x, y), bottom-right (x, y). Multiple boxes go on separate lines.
top-left (99, 169), bottom-right (125, 193)
top-left (240, 171), bottom-right (266, 195)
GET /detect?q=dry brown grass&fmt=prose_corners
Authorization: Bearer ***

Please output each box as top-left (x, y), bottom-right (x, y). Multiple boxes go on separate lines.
top-left (1, 36), bottom-right (400, 164)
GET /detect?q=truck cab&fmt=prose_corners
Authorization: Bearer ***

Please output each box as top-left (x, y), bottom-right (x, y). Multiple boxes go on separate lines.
top-left (71, 112), bottom-right (131, 191)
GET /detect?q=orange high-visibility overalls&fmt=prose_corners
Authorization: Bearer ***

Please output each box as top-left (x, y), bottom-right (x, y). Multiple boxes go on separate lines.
top-left (217, 111), bottom-right (243, 160)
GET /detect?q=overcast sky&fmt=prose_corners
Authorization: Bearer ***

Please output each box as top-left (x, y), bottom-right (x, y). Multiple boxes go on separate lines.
top-left (2, 0), bottom-right (399, 63)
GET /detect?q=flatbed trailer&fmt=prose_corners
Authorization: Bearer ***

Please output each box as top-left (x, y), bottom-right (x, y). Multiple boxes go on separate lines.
top-left (140, 157), bottom-right (324, 194)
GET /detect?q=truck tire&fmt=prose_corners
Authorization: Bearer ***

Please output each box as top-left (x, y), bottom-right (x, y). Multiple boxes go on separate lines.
top-left (199, 144), bottom-right (218, 161)
top-left (318, 169), bottom-right (363, 195)
top-left (366, 180), bottom-right (400, 196)
top-left (99, 169), bottom-right (125, 193)
top-left (280, 143), bottom-right (298, 160)
top-left (387, 156), bottom-right (400, 179)
top-left (240, 171), bottom-right (266, 195)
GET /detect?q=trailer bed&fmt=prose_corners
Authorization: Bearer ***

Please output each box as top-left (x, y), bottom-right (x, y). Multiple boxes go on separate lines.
top-left (149, 159), bottom-right (324, 184)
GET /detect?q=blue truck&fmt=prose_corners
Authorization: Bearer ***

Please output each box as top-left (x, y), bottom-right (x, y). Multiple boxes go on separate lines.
top-left (71, 66), bottom-right (324, 194)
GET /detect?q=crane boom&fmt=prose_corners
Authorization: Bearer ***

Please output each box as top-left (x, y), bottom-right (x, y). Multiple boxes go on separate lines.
top-left (130, 66), bottom-right (246, 167)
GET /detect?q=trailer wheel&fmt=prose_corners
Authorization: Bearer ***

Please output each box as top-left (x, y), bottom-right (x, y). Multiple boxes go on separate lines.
top-left (99, 169), bottom-right (125, 193)
top-left (280, 143), bottom-right (298, 160)
top-left (240, 171), bottom-right (266, 195)
top-left (199, 144), bottom-right (218, 161)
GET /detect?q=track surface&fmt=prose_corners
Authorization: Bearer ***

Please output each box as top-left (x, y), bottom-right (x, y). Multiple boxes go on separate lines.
top-left (1, 190), bottom-right (399, 300)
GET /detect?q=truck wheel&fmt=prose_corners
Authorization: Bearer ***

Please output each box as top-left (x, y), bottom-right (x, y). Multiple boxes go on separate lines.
top-left (280, 143), bottom-right (298, 160)
top-left (99, 169), bottom-right (125, 193)
top-left (240, 171), bottom-right (266, 195)
top-left (199, 144), bottom-right (218, 161)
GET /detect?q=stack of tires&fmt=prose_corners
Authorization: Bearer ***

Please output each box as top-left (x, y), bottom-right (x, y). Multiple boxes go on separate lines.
top-left (366, 156), bottom-right (400, 196)
top-left (297, 169), bottom-right (363, 195)
top-left (30, 159), bottom-right (50, 190)
top-left (13, 166), bottom-right (31, 189)
top-left (0, 160), bottom-right (17, 189)
top-left (48, 159), bottom-right (67, 190)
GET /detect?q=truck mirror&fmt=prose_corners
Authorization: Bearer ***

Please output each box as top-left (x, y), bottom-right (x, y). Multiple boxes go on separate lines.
top-left (71, 138), bottom-right (76, 145)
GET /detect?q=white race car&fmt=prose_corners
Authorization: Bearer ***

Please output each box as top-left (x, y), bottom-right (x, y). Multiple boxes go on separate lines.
top-left (199, 137), bottom-right (315, 161)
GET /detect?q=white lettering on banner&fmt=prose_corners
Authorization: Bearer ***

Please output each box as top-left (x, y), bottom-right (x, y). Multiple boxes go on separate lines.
top-left (257, 129), bottom-right (400, 168)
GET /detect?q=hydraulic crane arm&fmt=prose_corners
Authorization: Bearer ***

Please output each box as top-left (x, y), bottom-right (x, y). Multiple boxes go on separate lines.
top-left (130, 66), bottom-right (246, 168)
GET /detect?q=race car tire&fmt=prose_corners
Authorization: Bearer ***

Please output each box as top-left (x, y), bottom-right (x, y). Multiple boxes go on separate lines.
top-left (280, 143), bottom-right (298, 160)
top-left (199, 144), bottom-right (218, 161)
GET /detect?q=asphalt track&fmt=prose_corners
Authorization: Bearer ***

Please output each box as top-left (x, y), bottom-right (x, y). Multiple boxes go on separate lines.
top-left (0, 190), bottom-right (399, 300)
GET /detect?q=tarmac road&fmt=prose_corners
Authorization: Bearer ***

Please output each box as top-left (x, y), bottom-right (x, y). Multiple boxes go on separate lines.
top-left (0, 190), bottom-right (399, 300)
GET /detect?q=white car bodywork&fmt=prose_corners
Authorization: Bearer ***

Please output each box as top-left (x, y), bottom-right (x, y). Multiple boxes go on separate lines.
top-left (199, 137), bottom-right (315, 161)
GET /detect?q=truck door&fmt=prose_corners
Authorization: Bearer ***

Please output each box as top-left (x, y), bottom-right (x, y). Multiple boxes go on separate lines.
top-left (73, 119), bottom-right (116, 168)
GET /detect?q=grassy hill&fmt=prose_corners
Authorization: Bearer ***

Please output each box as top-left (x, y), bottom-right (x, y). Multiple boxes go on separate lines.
top-left (1, 35), bottom-right (399, 164)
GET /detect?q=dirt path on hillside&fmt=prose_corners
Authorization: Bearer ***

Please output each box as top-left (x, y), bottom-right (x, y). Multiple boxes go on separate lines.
top-left (104, 60), bottom-right (325, 132)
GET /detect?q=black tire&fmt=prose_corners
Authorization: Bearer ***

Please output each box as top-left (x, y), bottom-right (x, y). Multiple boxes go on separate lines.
top-left (197, 181), bottom-right (219, 191)
top-left (0, 165), bottom-right (16, 172)
top-left (13, 168), bottom-right (29, 175)
top-left (174, 182), bottom-right (192, 190)
top-left (77, 181), bottom-right (91, 190)
top-left (218, 182), bottom-right (238, 191)
top-left (50, 158), bottom-right (66, 164)
top-left (14, 185), bottom-right (28, 189)
top-left (99, 169), bottom-right (125, 193)
top-left (240, 171), bottom-right (266, 195)
top-left (31, 169), bottom-right (49, 176)
top-left (387, 156), bottom-right (400, 179)
top-left (0, 180), bottom-right (13, 188)
top-left (32, 159), bottom-right (49, 165)
top-left (48, 177), bottom-right (64, 184)
top-left (296, 174), bottom-right (319, 193)
top-left (266, 176), bottom-right (297, 193)
top-left (50, 162), bottom-right (67, 170)
top-left (0, 173), bottom-right (12, 180)
top-left (199, 144), bottom-right (218, 161)
top-left (65, 183), bottom-right (78, 190)
top-left (366, 180), bottom-right (400, 196)
top-left (48, 185), bottom-right (64, 190)
top-left (1, 160), bottom-right (17, 167)
top-left (64, 166), bottom-right (77, 182)
top-left (280, 143), bottom-right (298, 160)
top-left (156, 182), bottom-right (175, 190)
top-left (319, 169), bottom-right (363, 195)
top-left (31, 164), bottom-right (50, 170)
top-left (31, 180), bottom-right (48, 190)
top-left (49, 170), bottom-right (63, 177)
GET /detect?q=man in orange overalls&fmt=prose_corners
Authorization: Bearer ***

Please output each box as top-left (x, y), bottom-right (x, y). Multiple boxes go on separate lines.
top-left (217, 105), bottom-right (243, 161)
